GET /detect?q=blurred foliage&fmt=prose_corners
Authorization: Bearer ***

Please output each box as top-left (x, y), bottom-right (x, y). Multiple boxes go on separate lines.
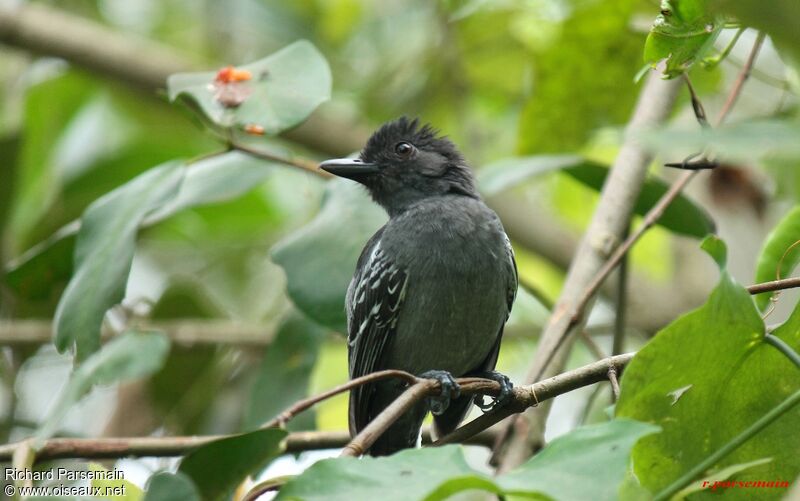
top-left (0, 0), bottom-right (798, 499)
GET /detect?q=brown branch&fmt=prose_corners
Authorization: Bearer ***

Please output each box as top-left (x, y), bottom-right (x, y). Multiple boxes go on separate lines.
top-left (746, 276), bottom-right (800, 296)
top-left (341, 381), bottom-right (436, 457)
top-left (716, 32), bottom-right (766, 125)
top-left (0, 429), bottom-right (499, 463)
top-left (229, 142), bottom-right (330, 179)
top-left (434, 353), bottom-right (634, 446)
top-left (261, 369), bottom-right (417, 429)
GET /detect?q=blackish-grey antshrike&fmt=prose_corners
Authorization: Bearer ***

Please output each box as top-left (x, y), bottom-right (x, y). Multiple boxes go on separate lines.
top-left (320, 117), bottom-right (518, 456)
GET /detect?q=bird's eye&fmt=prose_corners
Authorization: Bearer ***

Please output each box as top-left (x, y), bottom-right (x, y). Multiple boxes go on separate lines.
top-left (394, 142), bottom-right (414, 158)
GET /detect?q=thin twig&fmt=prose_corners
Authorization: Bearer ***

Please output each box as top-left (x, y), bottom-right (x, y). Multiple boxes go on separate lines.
top-left (261, 369), bottom-right (418, 429)
top-left (229, 142), bottom-right (330, 179)
top-left (716, 32), bottom-right (766, 124)
top-left (612, 225), bottom-right (630, 357)
top-left (746, 276), bottom-right (800, 296)
top-left (341, 381), bottom-right (435, 457)
top-left (607, 366), bottom-right (620, 402)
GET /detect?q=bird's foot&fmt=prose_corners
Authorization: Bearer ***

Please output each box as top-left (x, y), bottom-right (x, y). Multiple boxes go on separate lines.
top-left (419, 370), bottom-right (461, 416)
top-left (474, 370), bottom-right (514, 412)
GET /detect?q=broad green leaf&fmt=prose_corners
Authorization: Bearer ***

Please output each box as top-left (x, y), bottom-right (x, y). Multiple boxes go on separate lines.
top-left (12, 151), bottom-right (275, 325)
top-left (637, 120), bottom-right (800, 163)
top-left (178, 428), bottom-right (287, 501)
top-left (143, 472), bottom-right (201, 501)
top-left (272, 179), bottom-right (386, 332)
top-left (753, 206), bottom-right (800, 310)
top-left (701, 234), bottom-right (727, 268)
top-left (37, 331), bottom-right (170, 441)
top-left (275, 446), bottom-right (500, 501)
top-left (277, 420), bottom-right (658, 501)
top-left (477, 154), bottom-right (592, 195)
top-left (713, 0), bottom-right (800, 62)
top-left (498, 419), bottom-right (660, 501)
top-left (90, 463), bottom-right (144, 501)
top-left (53, 161), bottom-right (183, 359)
top-left (644, 0), bottom-right (724, 78)
top-left (8, 71), bottom-right (97, 252)
top-left (244, 312), bottom-right (327, 430)
top-left (478, 156), bottom-right (715, 238)
top-left (167, 40), bottom-right (331, 134)
top-left (616, 241), bottom-right (800, 498)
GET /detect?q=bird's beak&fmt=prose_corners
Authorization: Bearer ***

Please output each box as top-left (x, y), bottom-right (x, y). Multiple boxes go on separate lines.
top-left (319, 158), bottom-right (379, 181)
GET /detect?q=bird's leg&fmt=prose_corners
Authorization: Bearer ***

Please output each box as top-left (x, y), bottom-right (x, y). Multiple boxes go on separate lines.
top-left (419, 370), bottom-right (461, 416)
top-left (473, 370), bottom-right (514, 412)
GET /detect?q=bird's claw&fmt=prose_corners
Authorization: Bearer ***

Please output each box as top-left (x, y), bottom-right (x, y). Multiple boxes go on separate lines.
top-left (474, 370), bottom-right (513, 412)
top-left (420, 370), bottom-right (461, 416)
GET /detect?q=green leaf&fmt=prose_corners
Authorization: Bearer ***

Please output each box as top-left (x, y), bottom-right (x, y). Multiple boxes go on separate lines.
top-left (178, 428), bottom-right (287, 501)
top-left (37, 331), bottom-right (170, 441)
top-left (713, 0), bottom-right (800, 62)
top-left (644, 0), bottom-right (724, 78)
top-left (244, 312), bottom-right (327, 430)
top-left (90, 463), bottom-right (144, 501)
top-left (272, 179), bottom-right (386, 332)
top-left (143, 472), bottom-right (201, 501)
top-left (275, 446), bottom-right (500, 501)
top-left (701, 234), bottom-right (728, 268)
top-left (167, 40), bottom-right (331, 134)
top-left (478, 156), bottom-right (715, 238)
top-left (477, 154), bottom-right (591, 195)
top-left (278, 421), bottom-right (658, 501)
top-left (7, 152), bottom-right (274, 293)
top-left (616, 257), bottom-right (800, 497)
top-left (637, 119), bottom-right (800, 163)
top-left (53, 161), bottom-right (184, 360)
top-left (753, 206), bottom-right (800, 310)
top-left (498, 419), bottom-right (660, 501)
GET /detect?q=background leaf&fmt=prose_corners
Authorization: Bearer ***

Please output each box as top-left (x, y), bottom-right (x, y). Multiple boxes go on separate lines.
top-left (37, 331), bottom-right (170, 441)
top-left (178, 428), bottom-right (287, 501)
top-left (271, 179), bottom-right (386, 332)
top-left (53, 161), bottom-right (184, 360)
top-left (478, 156), bottom-right (715, 238)
top-left (244, 311), bottom-right (327, 430)
top-left (90, 463), bottom-right (144, 501)
top-left (167, 41), bottom-right (331, 134)
top-left (753, 206), bottom-right (800, 309)
top-left (143, 472), bottom-right (201, 501)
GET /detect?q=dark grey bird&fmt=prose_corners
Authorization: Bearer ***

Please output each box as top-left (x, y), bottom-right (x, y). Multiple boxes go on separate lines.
top-left (320, 117), bottom-right (518, 456)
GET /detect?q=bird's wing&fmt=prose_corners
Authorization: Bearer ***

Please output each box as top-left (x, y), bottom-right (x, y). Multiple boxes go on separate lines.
top-left (504, 232), bottom-right (519, 315)
top-left (481, 231), bottom-right (519, 371)
top-left (346, 229), bottom-right (409, 434)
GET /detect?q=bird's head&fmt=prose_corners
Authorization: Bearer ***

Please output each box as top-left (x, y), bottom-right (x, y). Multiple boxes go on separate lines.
top-left (320, 117), bottom-right (479, 215)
